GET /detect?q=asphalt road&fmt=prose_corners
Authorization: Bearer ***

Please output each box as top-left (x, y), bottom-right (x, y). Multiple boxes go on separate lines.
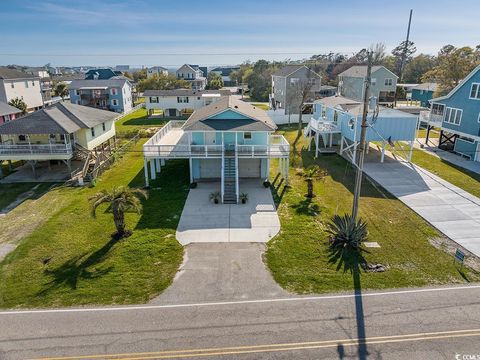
top-left (1, 285), bottom-right (480, 360)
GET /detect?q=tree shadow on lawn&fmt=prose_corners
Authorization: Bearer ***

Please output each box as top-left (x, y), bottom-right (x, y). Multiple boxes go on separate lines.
top-left (299, 147), bottom-right (392, 200)
top-left (132, 159), bottom-right (190, 231)
top-left (38, 237), bottom-right (118, 294)
top-left (329, 246), bottom-right (369, 360)
top-left (122, 117), bottom-right (167, 127)
top-left (291, 197), bottom-right (320, 216)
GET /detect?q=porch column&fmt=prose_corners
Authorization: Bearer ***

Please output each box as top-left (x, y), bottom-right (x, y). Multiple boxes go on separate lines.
top-left (189, 158), bottom-right (193, 183)
top-left (155, 158), bottom-right (161, 173)
top-left (425, 125), bottom-right (431, 145)
top-left (266, 157), bottom-right (270, 181)
top-left (315, 132), bottom-right (319, 158)
top-left (161, 158), bottom-right (165, 166)
top-left (149, 159), bottom-right (156, 180)
top-left (366, 141), bottom-right (369, 154)
top-left (285, 157), bottom-right (289, 185)
top-left (144, 158), bottom-right (150, 187)
top-left (381, 141), bottom-right (386, 163)
top-left (329, 133), bottom-right (333, 148)
top-left (352, 143), bottom-right (357, 165)
top-left (308, 132), bottom-right (312, 151)
top-left (340, 135), bottom-right (344, 154)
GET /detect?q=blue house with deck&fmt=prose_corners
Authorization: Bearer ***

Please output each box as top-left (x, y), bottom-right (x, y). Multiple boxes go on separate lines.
top-left (426, 65), bottom-right (480, 162)
top-left (411, 83), bottom-right (437, 107)
top-left (143, 97), bottom-right (290, 203)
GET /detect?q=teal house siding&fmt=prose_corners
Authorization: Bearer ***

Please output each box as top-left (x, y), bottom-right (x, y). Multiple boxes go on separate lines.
top-left (454, 138), bottom-right (477, 159)
top-left (191, 132), bottom-right (204, 145)
top-left (411, 89), bottom-right (434, 107)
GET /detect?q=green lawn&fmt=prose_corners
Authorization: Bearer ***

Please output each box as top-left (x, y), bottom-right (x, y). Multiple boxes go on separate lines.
top-left (265, 129), bottom-right (479, 294)
top-left (0, 141), bottom-right (188, 308)
top-left (0, 183), bottom-right (52, 211)
top-left (251, 103), bottom-right (270, 111)
top-left (417, 128), bottom-right (440, 138)
top-left (115, 108), bottom-right (167, 138)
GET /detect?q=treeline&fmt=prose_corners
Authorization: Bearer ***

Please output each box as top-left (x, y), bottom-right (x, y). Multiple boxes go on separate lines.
top-left (231, 42), bottom-right (480, 101)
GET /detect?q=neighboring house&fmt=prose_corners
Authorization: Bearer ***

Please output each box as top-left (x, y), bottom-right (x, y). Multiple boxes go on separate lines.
top-left (51, 74), bottom-right (84, 85)
top-left (318, 85), bottom-right (337, 98)
top-left (0, 101), bottom-right (21, 125)
top-left (176, 64), bottom-right (207, 90)
top-left (305, 95), bottom-right (418, 162)
top-left (338, 66), bottom-right (398, 106)
top-left (84, 68), bottom-right (122, 80)
top-left (143, 96), bottom-right (290, 203)
top-left (270, 65), bottom-right (322, 114)
top-left (424, 65), bottom-right (480, 162)
top-left (0, 102), bottom-right (117, 176)
top-left (147, 66), bottom-right (169, 78)
top-left (210, 66), bottom-right (240, 86)
top-left (144, 89), bottom-right (231, 117)
top-left (411, 83), bottom-right (437, 107)
top-left (0, 67), bottom-right (44, 112)
top-left (69, 79), bottom-right (133, 113)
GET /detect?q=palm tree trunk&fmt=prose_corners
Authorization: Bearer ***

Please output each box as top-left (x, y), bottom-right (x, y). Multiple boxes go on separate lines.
top-left (307, 179), bottom-right (313, 198)
top-left (112, 207), bottom-right (125, 236)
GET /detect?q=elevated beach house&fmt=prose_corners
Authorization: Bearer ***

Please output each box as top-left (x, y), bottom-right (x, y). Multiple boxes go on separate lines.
top-left (305, 95), bottom-right (418, 162)
top-left (0, 102), bottom-right (118, 178)
top-left (143, 97), bottom-right (290, 203)
top-left (422, 65), bottom-right (480, 162)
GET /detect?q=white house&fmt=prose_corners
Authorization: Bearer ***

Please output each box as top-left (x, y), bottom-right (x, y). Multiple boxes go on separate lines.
top-left (147, 66), bottom-right (169, 78)
top-left (176, 64), bottom-right (207, 90)
top-left (145, 89), bottom-right (231, 117)
top-left (0, 67), bottom-right (44, 112)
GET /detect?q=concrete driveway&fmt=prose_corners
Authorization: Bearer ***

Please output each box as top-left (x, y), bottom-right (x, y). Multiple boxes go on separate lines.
top-left (364, 152), bottom-right (480, 257)
top-left (175, 180), bottom-right (280, 245)
top-left (151, 243), bottom-right (290, 303)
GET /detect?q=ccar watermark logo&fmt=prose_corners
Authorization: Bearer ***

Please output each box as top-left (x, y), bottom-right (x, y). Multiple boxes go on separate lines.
top-left (455, 354), bottom-right (480, 360)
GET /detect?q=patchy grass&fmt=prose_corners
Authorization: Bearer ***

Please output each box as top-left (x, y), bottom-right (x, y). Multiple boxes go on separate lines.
top-left (0, 141), bottom-right (188, 308)
top-left (251, 103), bottom-right (270, 111)
top-left (0, 183), bottom-right (51, 211)
top-left (417, 128), bottom-right (440, 138)
top-left (265, 129), bottom-right (479, 294)
top-left (115, 108), bottom-right (166, 137)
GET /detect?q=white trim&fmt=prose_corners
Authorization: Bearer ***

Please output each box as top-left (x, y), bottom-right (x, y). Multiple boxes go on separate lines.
top-left (469, 82), bottom-right (480, 100)
top-left (444, 107), bottom-right (462, 125)
top-left (431, 64), bottom-right (480, 102)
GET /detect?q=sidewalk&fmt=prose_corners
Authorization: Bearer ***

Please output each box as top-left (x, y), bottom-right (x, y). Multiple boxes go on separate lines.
top-left (364, 152), bottom-right (480, 258)
top-left (415, 138), bottom-right (480, 175)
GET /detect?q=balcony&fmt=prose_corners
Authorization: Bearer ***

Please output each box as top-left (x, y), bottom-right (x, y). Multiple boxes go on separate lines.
top-left (0, 143), bottom-right (73, 160)
top-left (419, 110), bottom-right (443, 126)
top-left (143, 121), bottom-right (290, 159)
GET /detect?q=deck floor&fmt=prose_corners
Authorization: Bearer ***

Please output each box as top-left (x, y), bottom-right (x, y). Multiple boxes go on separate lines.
top-left (155, 129), bottom-right (185, 146)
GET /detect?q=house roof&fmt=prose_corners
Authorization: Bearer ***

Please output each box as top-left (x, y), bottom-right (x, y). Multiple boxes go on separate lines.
top-left (0, 67), bottom-right (40, 80)
top-left (0, 102), bottom-right (118, 135)
top-left (412, 83), bottom-right (437, 91)
top-left (84, 68), bottom-right (122, 80)
top-left (69, 78), bottom-right (130, 89)
top-left (272, 65), bottom-right (321, 78)
top-left (177, 64), bottom-right (197, 73)
top-left (182, 97), bottom-right (277, 132)
top-left (314, 95), bottom-right (361, 107)
top-left (0, 102), bottom-right (21, 117)
top-left (210, 66), bottom-right (240, 76)
top-left (346, 104), bottom-right (418, 118)
top-left (144, 89), bottom-right (231, 97)
top-left (430, 64), bottom-right (480, 103)
top-left (148, 66), bottom-right (168, 71)
top-left (338, 65), bottom-right (399, 78)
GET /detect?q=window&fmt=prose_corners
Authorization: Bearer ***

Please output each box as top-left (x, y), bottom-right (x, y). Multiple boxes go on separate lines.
top-left (431, 103), bottom-right (445, 116)
top-left (91, 128), bottom-right (95, 137)
top-left (150, 96), bottom-right (158, 103)
top-left (308, 78), bottom-right (316, 86)
top-left (244, 132), bottom-right (252, 140)
top-left (459, 136), bottom-right (475, 144)
top-left (18, 135), bottom-right (26, 141)
top-left (470, 83), bottom-right (480, 99)
top-left (102, 122), bottom-right (106, 131)
top-left (32, 81), bottom-right (35, 86)
top-left (112, 99), bottom-right (118, 106)
top-left (25, 80), bottom-right (29, 88)
top-left (371, 78), bottom-right (377, 86)
top-left (10, 82), bottom-right (14, 89)
top-left (444, 107), bottom-right (462, 125)
top-left (75, 89), bottom-right (80, 96)
top-left (4, 114), bottom-right (11, 122)
top-left (384, 78), bottom-right (393, 86)
top-left (111, 88), bottom-right (118, 95)
top-left (177, 96), bottom-right (189, 103)
top-left (290, 78), bottom-right (299, 85)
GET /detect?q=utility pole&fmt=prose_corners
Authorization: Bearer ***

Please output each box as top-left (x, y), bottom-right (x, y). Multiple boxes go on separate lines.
top-left (351, 51), bottom-right (372, 221)
top-left (399, 9), bottom-right (413, 82)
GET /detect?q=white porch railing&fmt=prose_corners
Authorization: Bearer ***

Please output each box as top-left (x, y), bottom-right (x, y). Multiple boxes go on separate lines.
top-left (420, 110), bottom-right (443, 126)
top-left (0, 143), bottom-right (73, 155)
top-left (143, 120), bottom-right (185, 146)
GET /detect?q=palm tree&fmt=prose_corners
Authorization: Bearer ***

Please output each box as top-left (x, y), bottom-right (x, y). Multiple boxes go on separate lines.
top-left (53, 82), bottom-right (69, 100)
top-left (327, 214), bottom-right (368, 257)
top-left (302, 165), bottom-right (327, 198)
top-left (90, 186), bottom-right (148, 238)
top-left (8, 97), bottom-right (27, 115)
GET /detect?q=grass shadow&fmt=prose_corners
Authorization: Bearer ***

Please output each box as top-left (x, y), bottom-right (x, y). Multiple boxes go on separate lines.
top-left (291, 197), bottom-right (320, 216)
top-left (38, 237), bottom-right (119, 294)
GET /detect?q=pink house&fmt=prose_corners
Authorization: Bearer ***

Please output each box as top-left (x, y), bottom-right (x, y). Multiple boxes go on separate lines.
top-left (0, 101), bottom-right (21, 125)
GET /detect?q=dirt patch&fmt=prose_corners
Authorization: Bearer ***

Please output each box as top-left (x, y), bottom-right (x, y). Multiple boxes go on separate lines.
top-left (429, 236), bottom-right (480, 272)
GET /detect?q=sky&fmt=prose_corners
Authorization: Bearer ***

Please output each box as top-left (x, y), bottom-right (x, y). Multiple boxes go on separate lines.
top-left (1, 0), bottom-right (479, 68)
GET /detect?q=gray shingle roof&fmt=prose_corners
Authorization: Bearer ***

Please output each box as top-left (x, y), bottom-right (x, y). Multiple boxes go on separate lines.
top-left (69, 78), bottom-right (130, 89)
top-left (314, 95), bottom-right (361, 107)
top-left (182, 97), bottom-right (276, 132)
top-left (0, 67), bottom-right (40, 80)
top-left (0, 102), bottom-right (118, 135)
top-left (144, 89), bottom-right (231, 97)
top-left (272, 65), bottom-right (306, 77)
top-left (0, 102), bottom-right (21, 117)
top-left (338, 65), bottom-right (398, 78)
